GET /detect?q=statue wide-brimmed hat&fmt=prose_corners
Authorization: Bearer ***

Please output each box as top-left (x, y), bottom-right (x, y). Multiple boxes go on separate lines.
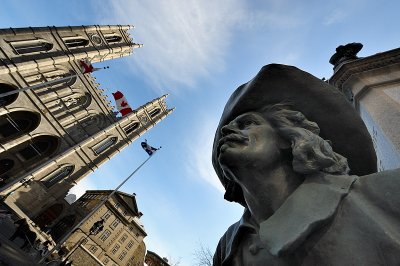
top-left (212, 64), bottom-right (377, 202)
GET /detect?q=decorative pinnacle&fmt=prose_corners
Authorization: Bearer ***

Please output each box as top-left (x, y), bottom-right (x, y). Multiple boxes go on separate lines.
top-left (132, 43), bottom-right (143, 48)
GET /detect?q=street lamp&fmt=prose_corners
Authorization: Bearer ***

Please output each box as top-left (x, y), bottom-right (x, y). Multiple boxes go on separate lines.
top-left (61, 219), bottom-right (104, 263)
top-left (89, 219), bottom-right (104, 236)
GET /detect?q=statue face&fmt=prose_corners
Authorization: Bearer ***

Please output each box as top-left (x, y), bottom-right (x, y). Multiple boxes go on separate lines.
top-left (217, 112), bottom-right (283, 174)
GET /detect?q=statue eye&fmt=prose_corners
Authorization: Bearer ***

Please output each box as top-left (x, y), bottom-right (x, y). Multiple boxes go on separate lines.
top-left (243, 120), bottom-right (256, 127)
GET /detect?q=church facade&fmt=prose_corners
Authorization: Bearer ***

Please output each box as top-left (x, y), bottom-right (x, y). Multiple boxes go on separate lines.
top-left (0, 25), bottom-right (173, 243)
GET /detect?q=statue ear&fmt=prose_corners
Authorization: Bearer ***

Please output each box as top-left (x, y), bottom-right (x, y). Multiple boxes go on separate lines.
top-left (277, 137), bottom-right (293, 162)
top-left (277, 137), bottom-right (291, 150)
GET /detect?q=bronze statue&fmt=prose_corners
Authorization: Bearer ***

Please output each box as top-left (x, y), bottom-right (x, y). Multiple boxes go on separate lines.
top-left (212, 64), bottom-right (400, 265)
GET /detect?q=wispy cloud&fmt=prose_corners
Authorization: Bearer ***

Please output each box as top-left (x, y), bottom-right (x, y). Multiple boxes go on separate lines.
top-left (68, 177), bottom-right (98, 199)
top-left (91, 0), bottom-right (308, 94)
top-left (185, 116), bottom-right (225, 193)
top-left (323, 8), bottom-right (347, 25)
top-left (92, 0), bottom-right (247, 93)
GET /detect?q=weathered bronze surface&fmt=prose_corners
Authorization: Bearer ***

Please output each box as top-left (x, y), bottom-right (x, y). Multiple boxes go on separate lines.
top-left (212, 64), bottom-right (400, 266)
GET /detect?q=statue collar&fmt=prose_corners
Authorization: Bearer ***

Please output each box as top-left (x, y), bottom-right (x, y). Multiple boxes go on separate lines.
top-left (226, 173), bottom-right (357, 261)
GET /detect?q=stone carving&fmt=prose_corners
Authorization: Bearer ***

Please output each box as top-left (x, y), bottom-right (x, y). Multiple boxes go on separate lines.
top-left (212, 64), bottom-right (400, 265)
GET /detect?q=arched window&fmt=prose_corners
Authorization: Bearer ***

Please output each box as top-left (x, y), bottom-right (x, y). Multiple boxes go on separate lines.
top-left (0, 111), bottom-right (40, 142)
top-left (41, 165), bottom-right (74, 188)
top-left (51, 214), bottom-right (76, 240)
top-left (63, 37), bottom-right (89, 48)
top-left (104, 34), bottom-right (122, 44)
top-left (0, 83), bottom-right (18, 108)
top-left (10, 39), bottom-right (53, 55)
top-left (23, 67), bottom-right (77, 88)
top-left (92, 136), bottom-right (118, 155)
top-left (124, 122), bottom-right (140, 135)
top-left (0, 159), bottom-right (14, 176)
top-left (33, 203), bottom-right (64, 229)
top-left (149, 108), bottom-right (161, 117)
top-left (17, 135), bottom-right (59, 161)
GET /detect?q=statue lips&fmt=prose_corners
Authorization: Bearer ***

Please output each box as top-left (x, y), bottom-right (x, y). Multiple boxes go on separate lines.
top-left (218, 134), bottom-right (249, 153)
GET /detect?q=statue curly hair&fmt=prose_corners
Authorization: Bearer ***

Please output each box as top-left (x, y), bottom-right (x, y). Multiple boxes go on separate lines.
top-left (223, 103), bottom-right (350, 205)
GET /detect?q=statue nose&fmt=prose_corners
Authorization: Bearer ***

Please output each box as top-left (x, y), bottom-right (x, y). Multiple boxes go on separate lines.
top-left (221, 122), bottom-right (238, 136)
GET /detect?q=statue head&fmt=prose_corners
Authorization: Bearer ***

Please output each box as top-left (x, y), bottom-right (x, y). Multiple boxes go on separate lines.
top-left (212, 64), bottom-right (377, 206)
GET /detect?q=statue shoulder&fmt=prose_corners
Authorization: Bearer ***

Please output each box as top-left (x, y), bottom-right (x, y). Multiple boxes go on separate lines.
top-left (357, 168), bottom-right (400, 187)
top-left (353, 168), bottom-right (400, 214)
top-left (214, 220), bottom-right (242, 266)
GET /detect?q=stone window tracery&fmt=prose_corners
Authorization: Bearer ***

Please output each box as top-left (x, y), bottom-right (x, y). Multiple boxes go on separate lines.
top-left (16, 135), bottom-right (59, 161)
top-left (63, 37), bottom-right (89, 48)
top-left (0, 83), bottom-right (19, 107)
top-left (10, 38), bottom-right (53, 55)
top-left (104, 34), bottom-right (122, 44)
top-left (41, 165), bottom-right (74, 188)
top-left (0, 111), bottom-right (40, 143)
top-left (92, 136), bottom-right (118, 155)
top-left (149, 108), bottom-right (161, 117)
top-left (124, 122), bottom-right (139, 135)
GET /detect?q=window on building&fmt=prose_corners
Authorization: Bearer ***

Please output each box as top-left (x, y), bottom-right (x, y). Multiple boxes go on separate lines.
top-left (102, 211), bottom-right (112, 221)
top-left (100, 229), bottom-right (111, 241)
top-left (92, 136), bottom-right (117, 155)
top-left (110, 218), bottom-right (120, 230)
top-left (0, 159), bottom-right (14, 177)
top-left (123, 210), bottom-right (128, 216)
top-left (10, 39), bottom-right (53, 55)
top-left (114, 202), bottom-right (120, 209)
top-left (118, 250), bottom-right (127, 261)
top-left (41, 165), bottom-right (74, 188)
top-left (112, 244), bottom-right (120, 254)
top-left (0, 111), bottom-right (40, 143)
top-left (104, 34), bottom-right (122, 44)
top-left (80, 236), bottom-right (88, 245)
top-left (17, 135), bottom-right (59, 161)
top-left (90, 34), bottom-right (102, 45)
top-left (149, 108), bottom-right (161, 117)
top-left (0, 83), bottom-right (18, 108)
top-left (63, 37), bottom-right (89, 48)
top-left (103, 257), bottom-right (110, 265)
top-left (124, 122), bottom-right (139, 135)
top-left (126, 240), bottom-right (134, 250)
top-left (119, 234), bottom-right (128, 244)
top-left (89, 245), bottom-right (98, 254)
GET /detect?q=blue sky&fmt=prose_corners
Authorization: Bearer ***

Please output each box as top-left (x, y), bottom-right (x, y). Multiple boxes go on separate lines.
top-left (2, 0), bottom-right (400, 265)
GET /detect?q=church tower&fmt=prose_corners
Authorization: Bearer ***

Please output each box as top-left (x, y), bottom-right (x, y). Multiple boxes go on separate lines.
top-left (0, 25), bottom-right (173, 231)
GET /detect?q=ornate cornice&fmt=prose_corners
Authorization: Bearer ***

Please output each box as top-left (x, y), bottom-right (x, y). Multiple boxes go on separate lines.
top-left (329, 47), bottom-right (400, 90)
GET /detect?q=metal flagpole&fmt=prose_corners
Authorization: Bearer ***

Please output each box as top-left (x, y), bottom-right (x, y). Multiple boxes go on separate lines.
top-left (38, 150), bottom-right (159, 264)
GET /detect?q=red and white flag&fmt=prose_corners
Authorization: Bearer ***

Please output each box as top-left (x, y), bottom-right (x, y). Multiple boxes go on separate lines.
top-left (79, 58), bottom-right (94, 74)
top-left (112, 91), bottom-right (133, 116)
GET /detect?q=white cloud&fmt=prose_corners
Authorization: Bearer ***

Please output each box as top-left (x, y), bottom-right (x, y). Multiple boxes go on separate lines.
top-left (92, 0), bottom-right (308, 94)
top-left (323, 8), bottom-right (347, 25)
top-left (93, 0), bottom-right (247, 93)
top-left (68, 176), bottom-right (98, 199)
top-left (185, 116), bottom-right (225, 193)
